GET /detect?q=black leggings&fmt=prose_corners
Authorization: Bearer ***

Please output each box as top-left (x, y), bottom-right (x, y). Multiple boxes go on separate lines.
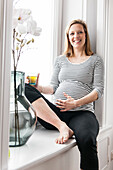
top-left (25, 84), bottom-right (99, 170)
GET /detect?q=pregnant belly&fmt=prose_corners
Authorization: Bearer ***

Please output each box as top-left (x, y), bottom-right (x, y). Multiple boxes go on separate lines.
top-left (53, 81), bottom-right (91, 103)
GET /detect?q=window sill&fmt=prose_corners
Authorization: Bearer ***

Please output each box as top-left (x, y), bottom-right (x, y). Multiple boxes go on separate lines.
top-left (8, 125), bottom-right (76, 170)
top-left (8, 125), bottom-right (112, 170)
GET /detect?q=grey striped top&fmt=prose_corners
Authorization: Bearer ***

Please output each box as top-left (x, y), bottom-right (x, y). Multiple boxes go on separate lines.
top-left (50, 54), bottom-right (104, 112)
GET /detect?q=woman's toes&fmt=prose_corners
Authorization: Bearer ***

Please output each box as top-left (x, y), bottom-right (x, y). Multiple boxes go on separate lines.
top-left (56, 134), bottom-right (69, 144)
top-left (63, 134), bottom-right (68, 143)
top-left (55, 137), bottom-right (60, 144)
top-left (56, 136), bottom-right (63, 144)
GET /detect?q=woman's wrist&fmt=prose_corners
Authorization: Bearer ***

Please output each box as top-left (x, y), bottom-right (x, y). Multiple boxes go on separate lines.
top-left (74, 90), bottom-right (98, 108)
top-left (37, 85), bottom-right (43, 93)
top-left (74, 99), bottom-right (82, 108)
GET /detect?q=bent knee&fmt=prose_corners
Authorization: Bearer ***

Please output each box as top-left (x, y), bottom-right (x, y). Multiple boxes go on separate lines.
top-left (78, 133), bottom-right (97, 150)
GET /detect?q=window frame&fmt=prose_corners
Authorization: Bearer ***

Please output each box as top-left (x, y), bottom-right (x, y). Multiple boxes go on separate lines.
top-left (96, 0), bottom-right (109, 127)
top-left (51, 0), bottom-right (63, 64)
top-left (0, 0), bottom-right (13, 169)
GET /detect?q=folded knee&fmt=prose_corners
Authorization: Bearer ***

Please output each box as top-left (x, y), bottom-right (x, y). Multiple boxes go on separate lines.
top-left (78, 134), bottom-right (97, 151)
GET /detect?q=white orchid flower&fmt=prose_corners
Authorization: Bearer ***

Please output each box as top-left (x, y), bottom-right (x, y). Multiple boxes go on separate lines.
top-left (33, 27), bottom-right (42, 36)
top-left (27, 17), bottom-right (42, 36)
top-left (27, 17), bottom-right (37, 34)
top-left (17, 23), bottom-right (27, 34)
top-left (13, 8), bottom-right (31, 28)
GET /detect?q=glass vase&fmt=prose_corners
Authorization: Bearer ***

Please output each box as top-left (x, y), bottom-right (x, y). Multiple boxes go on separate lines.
top-left (9, 71), bottom-right (37, 147)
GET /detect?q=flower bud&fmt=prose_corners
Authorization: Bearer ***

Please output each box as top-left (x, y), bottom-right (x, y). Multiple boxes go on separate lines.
top-left (27, 40), bottom-right (31, 44)
top-left (16, 38), bottom-right (21, 42)
top-left (32, 38), bottom-right (34, 43)
top-left (16, 46), bottom-right (19, 50)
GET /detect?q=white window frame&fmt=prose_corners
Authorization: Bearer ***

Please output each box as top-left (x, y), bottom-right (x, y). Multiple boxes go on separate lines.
top-left (82, 0), bottom-right (109, 127)
top-left (0, 0), bottom-right (13, 169)
top-left (51, 0), bottom-right (63, 64)
top-left (0, 0), bottom-right (63, 169)
top-left (96, 0), bottom-right (109, 127)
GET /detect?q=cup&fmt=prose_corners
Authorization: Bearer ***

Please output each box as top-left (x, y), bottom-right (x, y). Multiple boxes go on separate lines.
top-left (27, 76), bottom-right (37, 85)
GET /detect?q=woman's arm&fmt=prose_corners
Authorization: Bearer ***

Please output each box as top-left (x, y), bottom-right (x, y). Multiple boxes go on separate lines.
top-left (37, 85), bottom-right (54, 94)
top-left (28, 73), bottom-right (54, 94)
top-left (75, 89), bottom-right (98, 107)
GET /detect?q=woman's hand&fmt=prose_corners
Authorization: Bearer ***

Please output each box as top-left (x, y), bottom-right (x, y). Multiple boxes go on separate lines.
top-left (56, 92), bottom-right (78, 112)
top-left (26, 73), bottom-right (42, 92)
top-left (33, 73), bottom-right (43, 92)
top-left (34, 73), bottom-right (40, 88)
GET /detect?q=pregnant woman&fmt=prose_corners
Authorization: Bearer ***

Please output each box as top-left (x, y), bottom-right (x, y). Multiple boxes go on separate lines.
top-left (25, 19), bottom-right (104, 170)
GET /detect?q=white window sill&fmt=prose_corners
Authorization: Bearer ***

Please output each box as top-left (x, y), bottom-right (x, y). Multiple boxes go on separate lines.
top-left (8, 125), bottom-right (76, 170)
top-left (8, 124), bottom-right (112, 170)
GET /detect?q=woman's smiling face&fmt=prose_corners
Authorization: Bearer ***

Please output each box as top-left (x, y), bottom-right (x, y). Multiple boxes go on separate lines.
top-left (68, 24), bottom-right (86, 50)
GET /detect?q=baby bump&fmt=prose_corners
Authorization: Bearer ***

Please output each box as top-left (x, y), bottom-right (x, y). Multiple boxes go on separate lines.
top-left (53, 81), bottom-right (92, 103)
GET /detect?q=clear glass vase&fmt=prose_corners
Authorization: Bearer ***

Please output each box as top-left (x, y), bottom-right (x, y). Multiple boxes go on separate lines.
top-left (9, 71), bottom-right (37, 147)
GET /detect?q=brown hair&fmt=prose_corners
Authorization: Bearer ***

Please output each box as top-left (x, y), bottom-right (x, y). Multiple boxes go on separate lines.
top-left (63, 19), bottom-right (93, 57)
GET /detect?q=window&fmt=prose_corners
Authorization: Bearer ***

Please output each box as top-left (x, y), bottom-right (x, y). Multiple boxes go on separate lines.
top-left (0, 0), bottom-right (62, 169)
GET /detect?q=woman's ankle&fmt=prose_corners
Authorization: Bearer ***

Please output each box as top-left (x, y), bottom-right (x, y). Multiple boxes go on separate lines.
top-left (56, 121), bottom-right (67, 130)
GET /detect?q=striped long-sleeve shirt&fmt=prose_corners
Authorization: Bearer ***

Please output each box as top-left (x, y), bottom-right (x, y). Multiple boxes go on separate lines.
top-left (50, 54), bottom-right (104, 113)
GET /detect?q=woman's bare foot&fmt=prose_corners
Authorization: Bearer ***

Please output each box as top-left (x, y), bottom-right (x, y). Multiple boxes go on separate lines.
top-left (55, 123), bottom-right (74, 144)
